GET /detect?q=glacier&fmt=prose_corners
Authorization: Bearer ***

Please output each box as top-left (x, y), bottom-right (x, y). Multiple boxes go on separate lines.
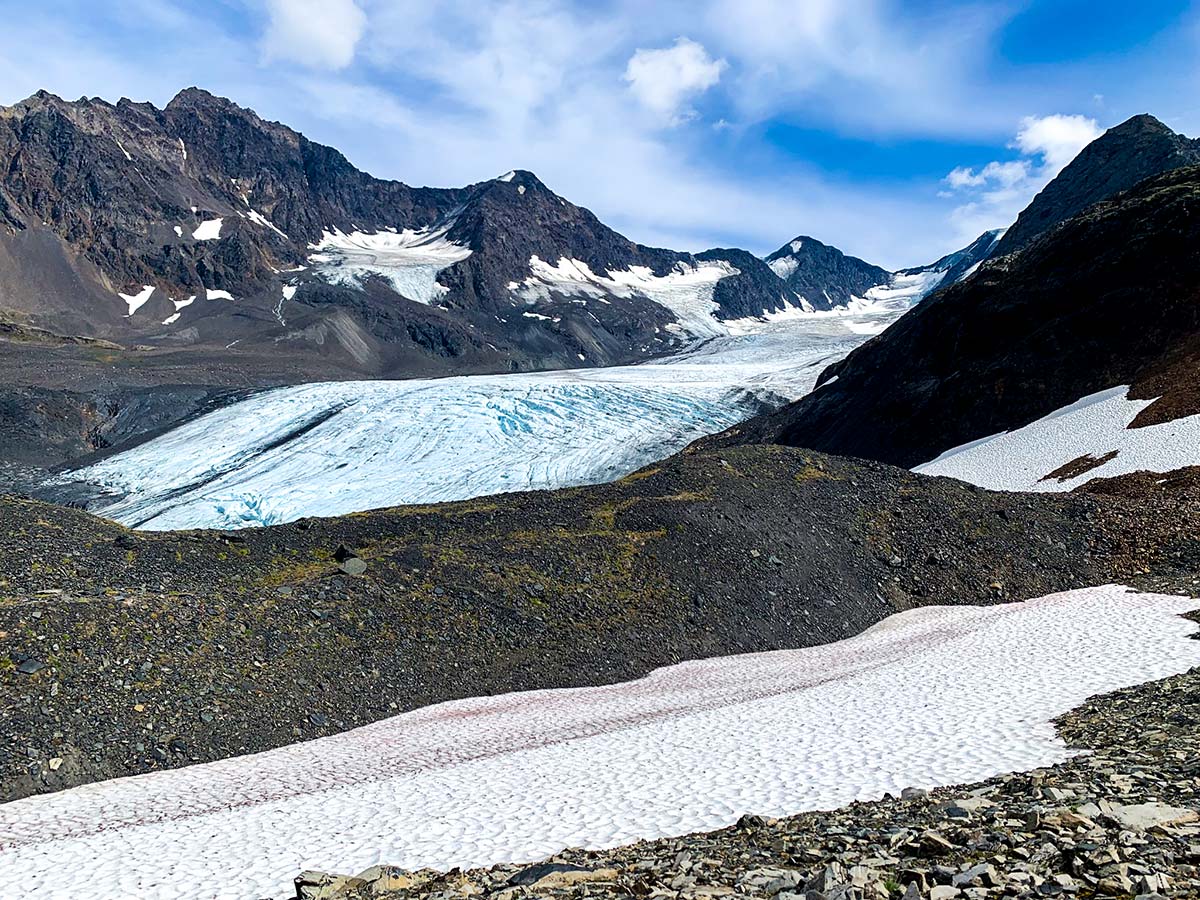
top-left (58, 312), bottom-right (897, 530)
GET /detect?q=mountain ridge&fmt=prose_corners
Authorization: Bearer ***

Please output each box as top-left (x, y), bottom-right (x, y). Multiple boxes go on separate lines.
top-left (0, 88), bottom-right (806, 375)
top-left (0, 86), bottom-right (1011, 383)
top-left (992, 112), bottom-right (1200, 256)
top-left (723, 163), bottom-right (1200, 472)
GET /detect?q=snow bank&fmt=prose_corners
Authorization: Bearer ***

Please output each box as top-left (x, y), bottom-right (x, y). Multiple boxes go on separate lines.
top-left (1, 585), bottom-right (1196, 900)
top-left (308, 226), bottom-right (472, 305)
top-left (767, 255), bottom-right (799, 279)
top-left (192, 219), bottom-right (223, 241)
top-left (59, 316), bottom-right (887, 530)
top-left (118, 285), bottom-right (155, 317)
top-left (511, 256), bottom-right (739, 339)
top-left (914, 385), bottom-right (1200, 491)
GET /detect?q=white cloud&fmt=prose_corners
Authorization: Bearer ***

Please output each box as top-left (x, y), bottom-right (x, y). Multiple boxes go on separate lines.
top-left (623, 38), bottom-right (726, 124)
top-left (262, 0), bottom-right (367, 70)
top-left (1013, 113), bottom-right (1104, 172)
top-left (943, 114), bottom-right (1103, 240)
top-left (697, 0), bottom-right (1018, 137)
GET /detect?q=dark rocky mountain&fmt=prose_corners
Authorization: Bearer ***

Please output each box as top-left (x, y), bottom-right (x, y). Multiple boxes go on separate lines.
top-left (992, 114), bottom-right (1200, 257)
top-left (764, 235), bottom-right (890, 308)
top-left (763, 230), bottom-right (1006, 311)
top-left (725, 164), bottom-right (1200, 468)
top-left (0, 88), bottom-right (799, 376)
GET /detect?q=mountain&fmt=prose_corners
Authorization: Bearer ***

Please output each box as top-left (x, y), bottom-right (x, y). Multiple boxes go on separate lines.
top-left (992, 114), bottom-right (1200, 256)
top-left (764, 229), bottom-right (1003, 312)
top-left (764, 236), bottom-right (889, 309)
top-left (724, 163), bottom-right (1200, 478)
top-left (0, 88), bottom-right (800, 376)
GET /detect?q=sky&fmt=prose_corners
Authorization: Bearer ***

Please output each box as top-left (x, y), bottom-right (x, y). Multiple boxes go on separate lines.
top-left (0, 0), bottom-right (1196, 269)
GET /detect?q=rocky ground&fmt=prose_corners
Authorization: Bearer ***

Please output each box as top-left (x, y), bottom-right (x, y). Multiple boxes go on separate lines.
top-left (294, 660), bottom-right (1200, 900)
top-left (3, 444), bottom-right (1200, 802)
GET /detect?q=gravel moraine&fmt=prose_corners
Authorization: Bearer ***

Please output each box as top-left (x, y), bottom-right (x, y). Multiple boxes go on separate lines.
top-left (9, 443), bottom-right (1200, 802)
top-left (293, 660), bottom-right (1200, 900)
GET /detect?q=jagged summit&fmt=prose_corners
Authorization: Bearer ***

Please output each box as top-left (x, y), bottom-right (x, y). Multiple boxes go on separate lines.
top-left (165, 86), bottom-right (235, 109)
top-left (993, 113), bottom-right (1200, 255)
top-left (0, 87), bottom-right (803, 374)
top-left (764, 235), bottom-right (889, 309)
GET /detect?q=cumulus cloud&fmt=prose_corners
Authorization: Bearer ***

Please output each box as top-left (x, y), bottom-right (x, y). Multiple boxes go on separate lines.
top-left (1012, 113), bottom-right (1105, 171)
top-left (943, 114), bottom-right (1103, 239)
top-left (262, 0), bottom-right (367, 70)
top-left (624, 38), bottom-right (726, 124)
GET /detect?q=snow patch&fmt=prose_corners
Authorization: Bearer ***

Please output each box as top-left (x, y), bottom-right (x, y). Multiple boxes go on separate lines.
top-left (308, 227), bottom-right (472, 305)
top-left (914, 385), bottom-right (1200, 491)
top-left (206, 289), bottom-right (234, 302)
top-left (173, 226), bottom-right (183, 238)
top-left (511, 256), bottom-right (739, 338)
top-left (118, 285), bottom-right (154, 317)
top-left (767, 256), bottom-right (799, 279)
top-left (497, 171), bottom-right (516, 182)
top-left (1, 586), bottom-right (1197, 900)
top-left (246, 209), bottom-right (288, 239)
top-left (192, 218), bottom-right (223, 241)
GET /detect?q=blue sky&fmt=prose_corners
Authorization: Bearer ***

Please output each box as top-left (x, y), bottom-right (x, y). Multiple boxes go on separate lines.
top-left (0, 0), bottom-right (1196, 268)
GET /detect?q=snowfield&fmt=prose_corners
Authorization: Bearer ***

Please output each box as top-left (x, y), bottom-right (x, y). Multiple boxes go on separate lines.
top-left (510, 256), bottom-right (741, 338)
top-left (914, 385), bottom-right (1200, 491)
top-left (308, 226), bottom-right (473, 305)
top-left (191, 218), bottom-right (223, 241)
top-left (118, 285), bottom-right (155, 317)
top-left (1, 585), bottom-right (1196, 900)
top-left (59, 314), bottom-right (892, 530)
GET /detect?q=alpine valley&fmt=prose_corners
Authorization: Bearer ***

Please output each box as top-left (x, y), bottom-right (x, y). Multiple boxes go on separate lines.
top-left (2, 79), bottom-right (1200, 900)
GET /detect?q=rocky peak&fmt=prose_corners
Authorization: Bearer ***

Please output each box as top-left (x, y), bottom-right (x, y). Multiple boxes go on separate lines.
top-left (993, 113), bottom-right (1200, 256)
top-left (765, 234), bottom-right (889, 309)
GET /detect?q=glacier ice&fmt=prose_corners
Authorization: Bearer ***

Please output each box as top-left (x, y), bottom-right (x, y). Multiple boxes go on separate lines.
top-left (60, 313), bottom-right (898, 530)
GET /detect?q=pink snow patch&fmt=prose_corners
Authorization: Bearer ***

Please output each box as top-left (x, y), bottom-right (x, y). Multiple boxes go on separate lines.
top-left (0, 585), bottom-right (1197, 899)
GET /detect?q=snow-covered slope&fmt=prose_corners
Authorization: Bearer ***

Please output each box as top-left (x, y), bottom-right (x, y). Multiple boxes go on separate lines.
top-left (57, 313), bottom-right (894, 529)
top-left (510, 256), bottom-right (738, 339)
top-left (2, 585), bottom-right (1196, 900)
top-left (308, 225), bottom-right (473, 306)
top-left (914, 385), bottom-right (1200, 491)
